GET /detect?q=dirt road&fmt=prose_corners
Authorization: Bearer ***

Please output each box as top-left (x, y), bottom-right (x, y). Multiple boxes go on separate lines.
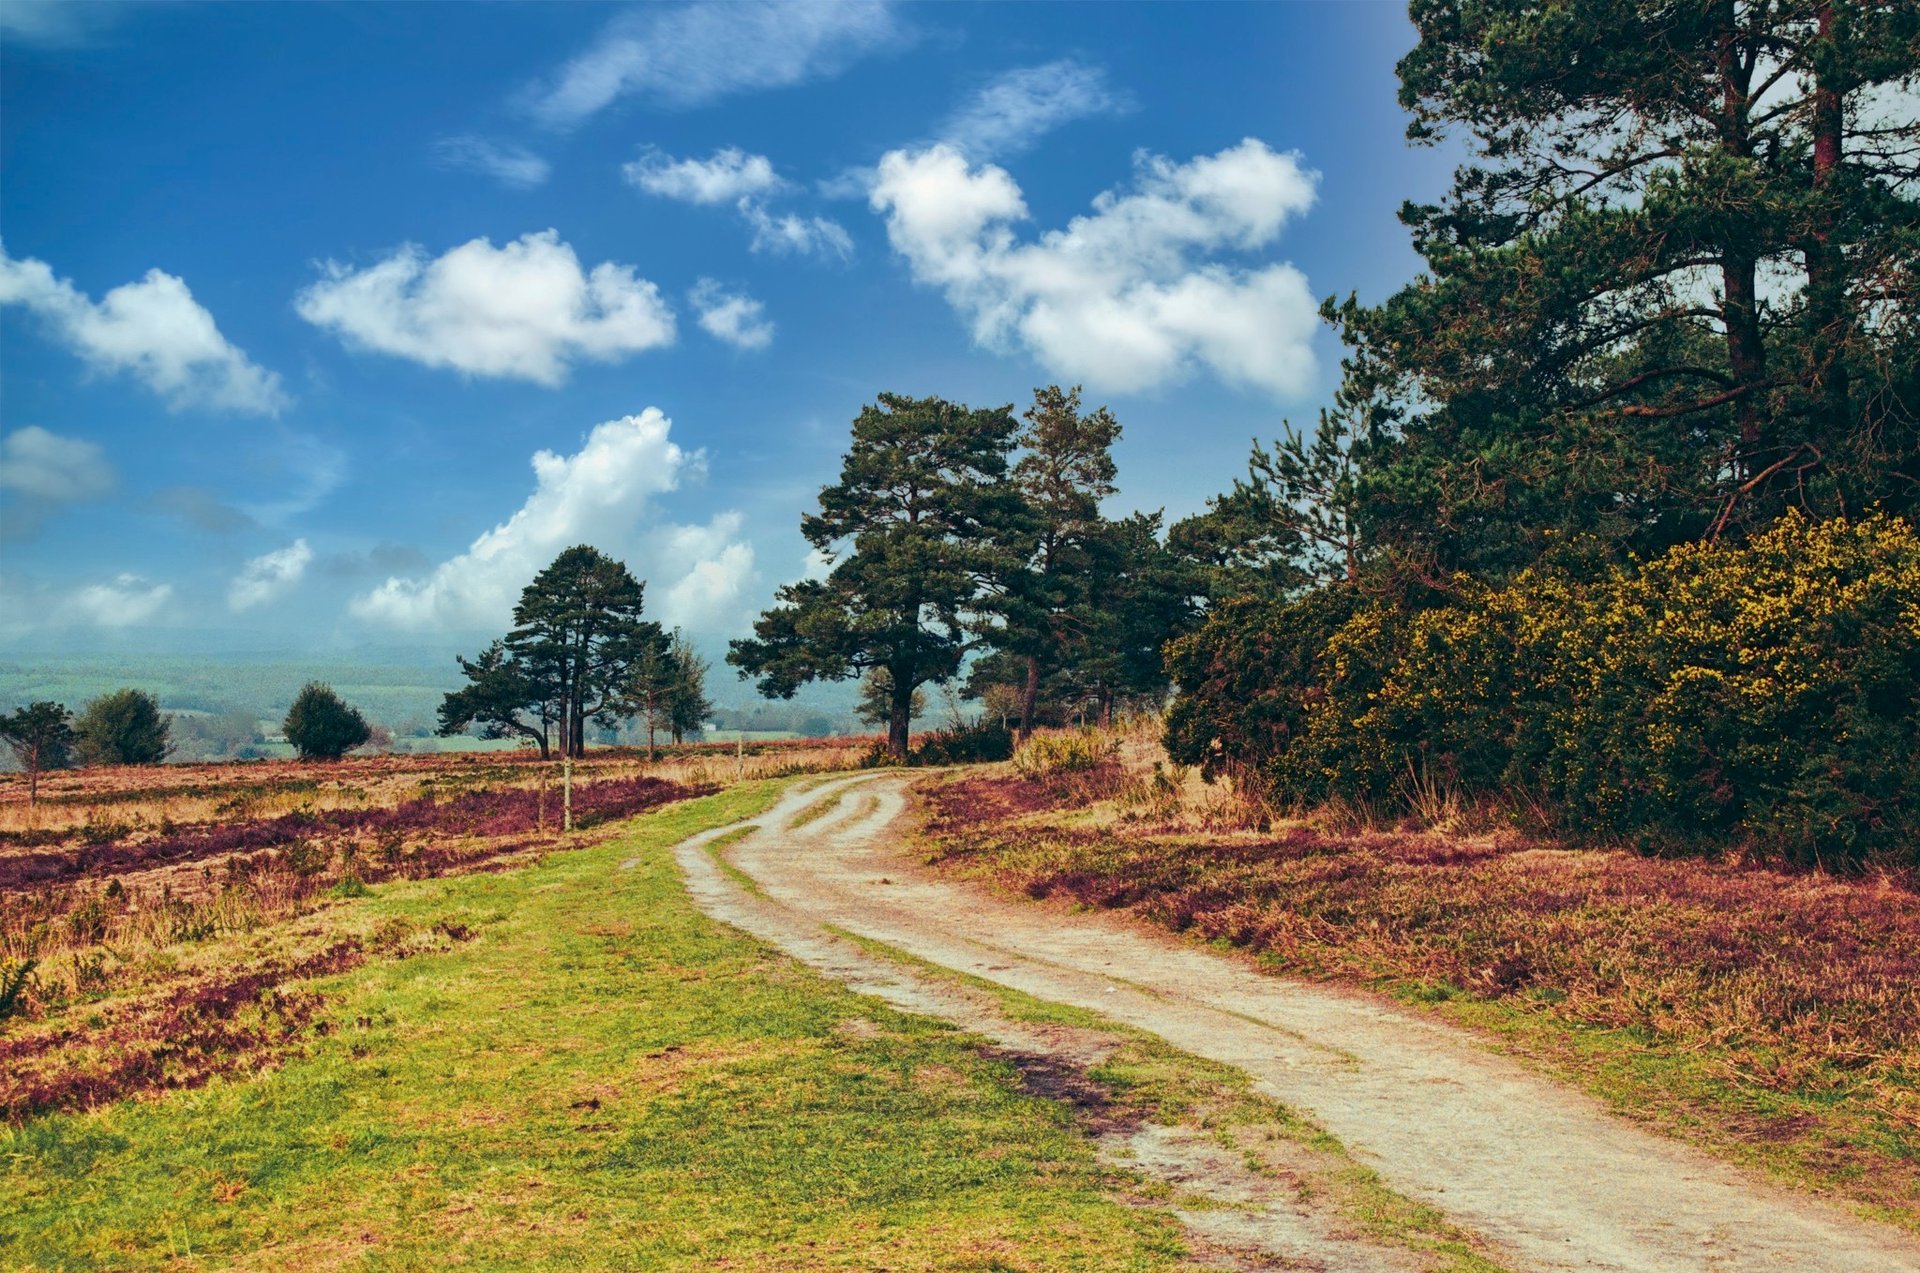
top-left (669, 772), bottom-right (1920, 1272)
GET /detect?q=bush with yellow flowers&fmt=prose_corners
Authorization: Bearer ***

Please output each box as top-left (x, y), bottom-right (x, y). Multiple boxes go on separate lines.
top-left (1169, 513), bottom-right (1920, 869)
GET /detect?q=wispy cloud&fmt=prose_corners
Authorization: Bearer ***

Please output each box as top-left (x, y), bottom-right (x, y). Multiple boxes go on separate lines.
top-left (869, 139), bottom-right (1321, 397)
top-left (0, 245), bottom-right (287, 414)
top-left (624, 146), bottom-right (785, 204)
top-left (938, 60), bottom-right (1130, 159)
top-left (150, 485), bottom-right (257, 534)
top-left (0, 0), bottom-right (150, 47)
top-left (690, 279), bottom-right (774, 350)
top-left (0, 427), bottom-right (116, 541)
top-left (524, 0), bottom-right (903, 129)
top-left (434, 135), bottom-right (551, 189)
top-left (740, 202), bottom-right (854, 259)
top-left (626, 146), bottom-right (852, 259)
top-left (239, 432), bottom-right (348, 526)
top-left (296, 230), bottom-right (675, 384)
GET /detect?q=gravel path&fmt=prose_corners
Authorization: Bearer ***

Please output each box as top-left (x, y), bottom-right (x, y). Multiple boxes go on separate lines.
top-left (671, 772), bottom-right (1920, 1273)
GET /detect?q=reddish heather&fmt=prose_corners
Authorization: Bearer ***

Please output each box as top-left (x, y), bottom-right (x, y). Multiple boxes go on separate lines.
top-left (0, 941), bottom-right (364, 1119)
top-left (921, 774), bottom-right (1920, 1211)
top-left (0, 775), bottom-right (706, 893)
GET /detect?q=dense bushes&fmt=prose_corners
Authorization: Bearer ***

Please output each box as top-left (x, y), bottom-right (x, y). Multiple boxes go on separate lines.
top-left (1011, 730), bottom-right (1119, 780)
top-left (1169, 514), bottom-right (1920, 869)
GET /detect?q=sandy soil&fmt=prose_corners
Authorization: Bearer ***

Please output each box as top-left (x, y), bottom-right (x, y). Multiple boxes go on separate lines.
top-left (670, 773), bottom-right (1920, 1273)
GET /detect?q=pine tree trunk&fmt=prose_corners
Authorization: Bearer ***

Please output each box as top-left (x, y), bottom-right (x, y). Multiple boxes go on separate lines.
top-left (1714, 6), bottom-right (1768, 458)
top-left (889, 671), bottom-right (913, 762)
top-left (1804, 0), bottom-right (1849, 450)
top-left (1019, 654), bottom-right (1040, 741)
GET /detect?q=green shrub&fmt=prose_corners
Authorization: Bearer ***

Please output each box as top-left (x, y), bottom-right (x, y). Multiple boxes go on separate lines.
top-left (1163, 587), bottom-right (1360, 791)
top-left (1175, 513), bottom-right (1920, 869)
top-left (73, 689), bottom-right (173, 766)
top-left (1012, 730), bottom-right (1120, 780)
top-left (283, 682), bottom-right (372, 761)
top-left (913, 721), bottom-right (1014, 765)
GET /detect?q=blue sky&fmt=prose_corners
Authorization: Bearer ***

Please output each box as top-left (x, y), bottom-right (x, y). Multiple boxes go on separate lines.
top-left (1, 0), bottom-right (1453, 665)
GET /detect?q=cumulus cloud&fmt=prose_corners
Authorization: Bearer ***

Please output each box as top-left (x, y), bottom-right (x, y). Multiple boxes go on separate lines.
top-left (295, 230), bottom-right (676, 384)
top-left (652, 513), bottom-right (758, 631)
top-left (868, 139), bottom-right (1321, 396)
top-left (624, 146), bottom-right (784, 204)
top-left (689, 279), bottom-right (774, 350)
top-left (349, 409), bottom-right (757, 634)
top-left (939, 60), bottom-right (1129, 159)
top-left (64, 574), bottom-right (173, 628)
top-left (434, 135), bottom-right (551, 189)
top-left (0, 427), bottom-right (116, 541)
top-left (229, 538), bottom-right (313, 612)
top-left (0, 245), bottom-right (286, 414)
top-left (525, 0), bottom-right (902, 128)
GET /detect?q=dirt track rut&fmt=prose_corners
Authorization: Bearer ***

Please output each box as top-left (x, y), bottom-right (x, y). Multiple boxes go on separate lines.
top-left (668, 772), bottom-right (1920, 1272)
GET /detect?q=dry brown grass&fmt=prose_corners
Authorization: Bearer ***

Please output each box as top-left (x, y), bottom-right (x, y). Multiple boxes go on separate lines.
top-left (917, 723), bottom-right (1920, 1226)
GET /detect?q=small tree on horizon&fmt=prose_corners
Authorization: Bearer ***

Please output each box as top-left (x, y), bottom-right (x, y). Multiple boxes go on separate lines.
top-left (284, 682), bottom-right (371, 761)
top-left (1, 701), bottom-right (74, 811)
top-left (74, 689), bottom-right (173, 766)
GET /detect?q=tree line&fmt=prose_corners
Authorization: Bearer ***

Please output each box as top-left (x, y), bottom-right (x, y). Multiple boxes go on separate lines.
top-left (732, 2), bottom-right (1919, 868)
top-left (0, 683), bottom-right (377, 806)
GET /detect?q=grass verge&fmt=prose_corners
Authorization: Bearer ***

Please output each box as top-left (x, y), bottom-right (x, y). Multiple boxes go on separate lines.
top-left (827, 923), bottom-right (1510, 1273)
top-left (3, 779), bottom-right (1194, 1270)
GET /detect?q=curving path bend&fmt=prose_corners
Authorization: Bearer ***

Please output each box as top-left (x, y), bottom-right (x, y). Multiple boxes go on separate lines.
top-left (666, 772), bottom-right (1920, 1273)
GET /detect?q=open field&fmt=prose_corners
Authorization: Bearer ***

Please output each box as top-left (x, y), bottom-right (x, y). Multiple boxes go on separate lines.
top-left (916, 730), bottom-right (1920, 1231)
top-left (0, 742), bottom-right (866, 1119)
top-left (2, 781), bottom-right (1220, 1269)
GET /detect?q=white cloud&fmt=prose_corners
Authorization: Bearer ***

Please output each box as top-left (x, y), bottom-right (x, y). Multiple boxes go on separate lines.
top-left (0, 427), bottom-right (114, 502)
top-left (525, 0), bottom-right (902, 128)
top-left (0, 0), bottom-right (145, 46)
top-left (238, 432), bottom-right (347, 526)
top-left (868, 139), bottom-right (1321, 396)
top-left (939, 60), bottom-right (1129, 159)
top-left (64, 574), bottom-right (173, 628)
top-left (624, 146), bottom-right (850, 259)
top-left (652, 513), bottom-right (758, 631)
top-left (0, 245), bottom-right (287, 414)
top-left (349, 408), bottom-right (758, 635)
top-left (0, 427), bottom-right (117, 541)
top-left (740, 201), bottom-right (854, 258)
top-left (689, 279), bottom-right (774, 350)
top-left (295, 230), bottom-right (676, 384)
top-left (435, 135), bottom-right (551, 189)
top-left (624, 146), bottom-right (784, 204)
top-left (229, 538), bottom-right (314, 612)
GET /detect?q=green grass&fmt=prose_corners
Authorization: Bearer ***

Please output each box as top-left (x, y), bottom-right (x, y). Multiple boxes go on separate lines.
top-left (1, 780), bottom-right (1189, 1271)
top-left (786, 788), bottom-right (849, 831)
top-left (826, 926), bottom-right (1512, 1273)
